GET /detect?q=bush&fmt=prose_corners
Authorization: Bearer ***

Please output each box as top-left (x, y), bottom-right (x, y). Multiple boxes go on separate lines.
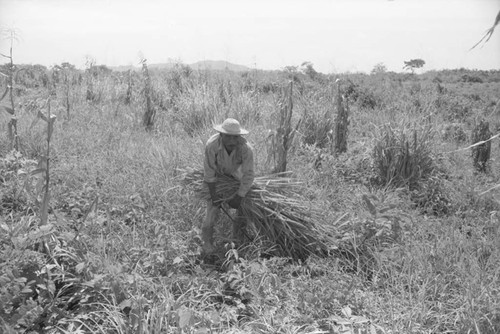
top-left (357, 89), bottom-right (378, 109)
top-left (442, 122), bottom-right (467, 143)
top-left (169, 85), bottom-right (217, 137)
top-left (461, 74), bottom-right (483, 83)
top-left (0, 151), bottom-right (38, 216)
top-left (372, 124), bottom-right (436, 189)
top-left (410, 173), bottom-right (451, 216)
top-left (298, 89), bottom-right (335, 149)
top-left (436, 93), bottom-right (473, 122)
top-left (344, 80), bottom-right (379, 109)
top-left (301, 114), bottom-right (333, 148)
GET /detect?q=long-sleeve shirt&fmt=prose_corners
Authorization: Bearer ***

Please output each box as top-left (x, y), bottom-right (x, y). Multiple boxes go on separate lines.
top-left (204, 133), bottom-right (255, 197)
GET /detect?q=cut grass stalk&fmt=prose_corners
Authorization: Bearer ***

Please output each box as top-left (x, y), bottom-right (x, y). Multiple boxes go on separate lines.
top-left (182, 169), bottom-right (336, 260)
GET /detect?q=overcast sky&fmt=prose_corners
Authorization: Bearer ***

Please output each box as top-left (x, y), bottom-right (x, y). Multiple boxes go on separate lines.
top-left (0, 0), bottom-right (499, 73)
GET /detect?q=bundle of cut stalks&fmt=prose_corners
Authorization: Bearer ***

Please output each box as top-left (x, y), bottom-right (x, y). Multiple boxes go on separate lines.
top-left (181, 168), bottom-right (336, 260)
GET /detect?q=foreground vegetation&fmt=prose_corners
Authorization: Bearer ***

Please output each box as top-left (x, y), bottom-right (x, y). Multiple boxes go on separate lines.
top-left (1, 62), bottom-right (500, 333)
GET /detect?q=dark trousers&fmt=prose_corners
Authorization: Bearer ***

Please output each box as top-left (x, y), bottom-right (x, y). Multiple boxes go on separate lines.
top-left (201, 200), bottom-right (245, 252)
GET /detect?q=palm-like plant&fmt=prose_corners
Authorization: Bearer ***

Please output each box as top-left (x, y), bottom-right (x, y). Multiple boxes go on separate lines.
top-left (470, 10), bottom-right (500, 50)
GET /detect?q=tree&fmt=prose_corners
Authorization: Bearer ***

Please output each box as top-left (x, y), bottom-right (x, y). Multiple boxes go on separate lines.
top-left (283, 65), bottom-right (301, 85)
top-left (403, 59), bottom-right (425, 74)
top-left (300, 61), bottom-right (319, 80)
top-left (371, 62), bottom-right (387, 75)
top-left (283, 65), bottom-right (298, 74)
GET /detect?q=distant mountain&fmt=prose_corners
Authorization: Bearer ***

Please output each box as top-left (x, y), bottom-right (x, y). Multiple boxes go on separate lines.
top-left (188, 60), bottom-right (251, 72)
top-left (110, 60), bottom-right (251, 72)
top-left (110, 65), bottom-right (137, 72)
top-left (109, 63), bottom-right (176, 71)
top-left (148, 63), bottom-right (176, 70)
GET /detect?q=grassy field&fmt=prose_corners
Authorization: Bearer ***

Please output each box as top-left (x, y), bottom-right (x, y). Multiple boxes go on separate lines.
top-left (1, 63), bottom-right (500, 333)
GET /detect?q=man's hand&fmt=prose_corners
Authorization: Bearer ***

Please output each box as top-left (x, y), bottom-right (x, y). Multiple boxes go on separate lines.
top-left (228, 194), bottom-right (243, 209)
top-left (212, 197), bottom-right (224, 207)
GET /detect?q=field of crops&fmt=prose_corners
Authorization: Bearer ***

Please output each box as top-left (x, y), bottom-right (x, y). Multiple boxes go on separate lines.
top-left (1, 62), bottom-right (500, 333)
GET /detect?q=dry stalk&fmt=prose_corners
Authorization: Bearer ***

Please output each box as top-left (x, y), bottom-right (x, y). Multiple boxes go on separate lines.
top-left (141, 58), bottom-right (156, 130)
top-left (333, 79), bottom-right (349, 155)
top-left (471, 118), bottom-right (492, 172)
top-left (0, 33), bottom-right (19, 151)
top-left (85, 57), bottom-right (97, 103)
top-left (125, 69), bottom-right (133, 105)
top-left (64, 71), bottom-right (71, 119)
top-left (273, 81), bottom-right (301, 173)
top-left (53, 63), bottom-right (74, 119)
top-left (34, 98), bottom-right (57, 225)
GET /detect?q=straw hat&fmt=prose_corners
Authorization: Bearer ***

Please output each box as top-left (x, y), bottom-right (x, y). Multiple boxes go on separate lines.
top-left (213, 118), bottom-right (249, 135)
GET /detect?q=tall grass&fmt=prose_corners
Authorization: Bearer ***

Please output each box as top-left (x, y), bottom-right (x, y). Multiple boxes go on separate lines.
top-left (372, 122), bottom-right (436, 189)
top-left (1, 66), bottom-right (500, 333)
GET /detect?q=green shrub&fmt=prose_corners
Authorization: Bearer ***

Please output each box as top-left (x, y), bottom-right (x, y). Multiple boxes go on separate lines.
top-left (0, 151), bottom-right (38, 216)
top-left (372, 124), bottom-right (436, 189)
top-left (461, 74), bottom-right (483, 83)
top-left (344, 80), bottom-right (379, 109)
top-left (437, 93), bottom-right (473, 121)
top-left (301, 111), bottom-right (333, 149)
top-left (168, 85), bottom-right (217, 137)
top-left (441, 122), bottom-right (467, 143)
top-left (410, 173), bottom-right (451, 216)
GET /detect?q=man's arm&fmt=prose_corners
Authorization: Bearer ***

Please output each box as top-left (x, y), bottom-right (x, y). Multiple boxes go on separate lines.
top-left (236, 145), bottom-right (255, 197)
top-left (204, 140), bottom-right (219, 204)
top-left (204, 142), bottom-right (217, 184)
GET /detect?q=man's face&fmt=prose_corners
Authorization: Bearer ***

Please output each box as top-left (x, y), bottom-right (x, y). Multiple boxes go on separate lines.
top-left (221, 133), bottom-right (239, 152)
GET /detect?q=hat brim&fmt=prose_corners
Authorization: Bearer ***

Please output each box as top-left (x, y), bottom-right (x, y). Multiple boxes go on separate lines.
top-left (213, 124), bottom-right (249, 135)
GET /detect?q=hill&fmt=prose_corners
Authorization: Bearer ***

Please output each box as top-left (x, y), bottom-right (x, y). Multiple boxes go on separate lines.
top-left (110, 60), bottom-right (251, 72)
top-left (188, 60), bottom-right (251, 72)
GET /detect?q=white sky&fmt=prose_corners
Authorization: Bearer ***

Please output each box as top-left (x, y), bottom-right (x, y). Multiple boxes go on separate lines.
top-left (0, 0), bottom-right (499, 73)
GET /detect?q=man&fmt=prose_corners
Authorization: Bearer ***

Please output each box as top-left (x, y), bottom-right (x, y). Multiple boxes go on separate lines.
top-left (202, 118), bottom-right (255, 254)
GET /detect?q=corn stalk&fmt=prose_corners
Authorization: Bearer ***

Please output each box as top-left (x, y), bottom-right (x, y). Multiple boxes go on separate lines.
top-left (141, 58), bottom-right (156, 130)
top-left (85, 57), bottom-right (97, 103)
top-left (1, 31), bottom-right (19, 151)
top-left (272, 81), bottom-right (301, 173)
top-left (333, 79), bottom-right (349, 155)
top-left (31, 98), bottom-right (57, 225)
top-left (52, 63), bottom-right (74, 119)
top-left (125, 69), bottom-right (133, 105)
top-left (63, 69), bottom-right (71, 119)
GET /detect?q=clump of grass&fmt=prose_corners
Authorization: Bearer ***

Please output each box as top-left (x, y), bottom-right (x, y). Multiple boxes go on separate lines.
top-left (299, 88), bottom-right (334, 149)
top-left (372, 123), bottom-right (436, 189)
top-left (168, 83), bottom-right (219, 137)
top-left (301, 111), bottom-right (333, 148)
top-left (181, 169), bottom-right (336, 260)
top-left (374, 215), bottom-right (500, 333)
top-left (441, 122), bottom-right (467, 143)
